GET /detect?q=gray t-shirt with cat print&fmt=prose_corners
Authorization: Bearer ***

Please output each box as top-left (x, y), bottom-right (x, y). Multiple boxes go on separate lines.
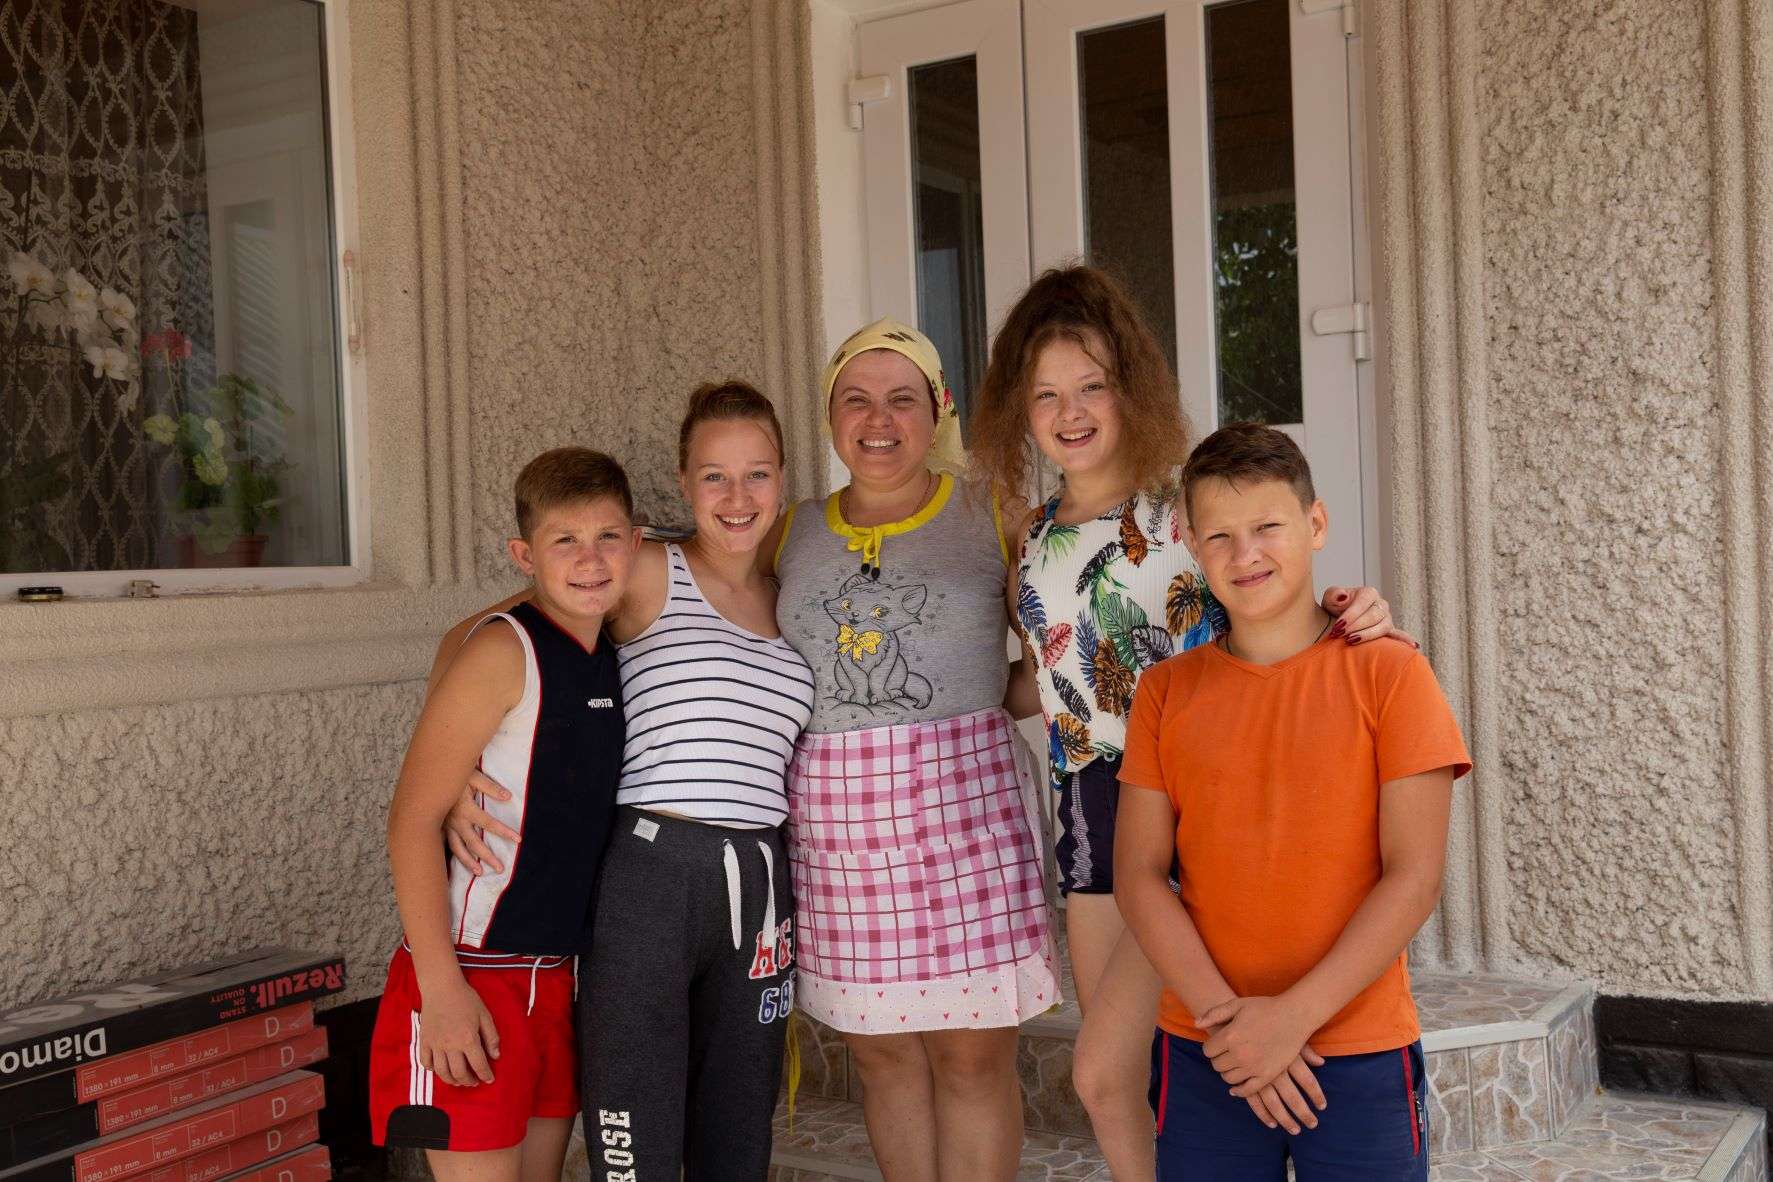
top-left (776, 474), bottom-right (1012, 735)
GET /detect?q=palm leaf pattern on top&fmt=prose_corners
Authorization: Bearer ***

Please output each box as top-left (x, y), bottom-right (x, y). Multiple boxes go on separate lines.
top-left (1017, 576), bottom-right (1047, 632)
top-left (1119, 499), bottom-right (1151, 566)
top-left (1055, 713), bottom-right (1093, 765)
top-left (1075, 613), bottom-right (1101, 693)
top-left (1040, 522), bottom-right (1080, 565)
top-left (1075, 540), bottom-right (1125, 596)
top-left (1051, 670), bottom-right (1092, 721)
top-left (1166, 570), bottom-right (1204, 637)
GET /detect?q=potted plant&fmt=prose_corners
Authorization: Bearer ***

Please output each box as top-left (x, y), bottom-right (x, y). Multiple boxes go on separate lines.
top-left (0, 251), bottom-right (139, 573)
top-left (142, 368), bottom-right (292, 568)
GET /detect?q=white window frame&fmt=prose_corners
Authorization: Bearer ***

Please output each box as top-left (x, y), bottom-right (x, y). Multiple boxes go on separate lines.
top-left (0, 0), bottom-right (370, 602)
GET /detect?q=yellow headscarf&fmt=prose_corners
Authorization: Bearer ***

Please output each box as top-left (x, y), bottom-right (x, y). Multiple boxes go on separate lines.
top-left (820, 318), bottom-right (968, 477)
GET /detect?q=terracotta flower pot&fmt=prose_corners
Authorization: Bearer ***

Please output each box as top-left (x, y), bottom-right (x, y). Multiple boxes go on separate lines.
top-left (175, 534), bottom-right (269, 569)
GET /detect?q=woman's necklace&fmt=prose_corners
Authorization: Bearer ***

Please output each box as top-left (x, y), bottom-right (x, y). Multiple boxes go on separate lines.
top-left (840, 469), bottom-right (935, 527)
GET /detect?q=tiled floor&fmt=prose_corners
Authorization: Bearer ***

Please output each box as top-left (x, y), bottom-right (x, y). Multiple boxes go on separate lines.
top-left (768, 1092), bottom-right (1767, 1182)
top-left (1414, 972), bottom-right (1574, 1034)
top-left (770, 1095), bottom-right (1111, 1181)
top-left (767, 927), bottom-right (1767, 1182)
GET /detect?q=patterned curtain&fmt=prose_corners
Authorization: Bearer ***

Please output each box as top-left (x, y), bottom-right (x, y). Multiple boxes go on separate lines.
top-left (0, 0), bottom-right (214, 572)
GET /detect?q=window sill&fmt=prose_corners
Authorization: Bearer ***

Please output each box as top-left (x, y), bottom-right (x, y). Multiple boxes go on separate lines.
top-left (0, 579), bottom-right (519, 718)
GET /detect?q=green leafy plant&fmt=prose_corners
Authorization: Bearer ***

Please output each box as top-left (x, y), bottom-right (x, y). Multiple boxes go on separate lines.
top-left (143, 371), bottom-right (292, 554)
top-left (1214, 202), bottom-right (1303, 425)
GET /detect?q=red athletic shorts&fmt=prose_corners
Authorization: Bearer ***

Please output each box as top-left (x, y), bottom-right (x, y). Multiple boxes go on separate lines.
top-left (368, 944), bottom-right (579, 1152)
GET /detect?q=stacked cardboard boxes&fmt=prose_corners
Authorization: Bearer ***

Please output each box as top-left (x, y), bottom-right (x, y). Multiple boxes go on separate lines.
top-left (0, 951), bottom-right (345, 1182)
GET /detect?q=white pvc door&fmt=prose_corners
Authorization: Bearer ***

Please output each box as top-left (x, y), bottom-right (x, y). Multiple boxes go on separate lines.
top-left (1024, 0), bottom-right (1365, 589)
top-left (859, 0), bottom-right (1371, 589)
top-left (857, 0), bottom-right (1030, 429)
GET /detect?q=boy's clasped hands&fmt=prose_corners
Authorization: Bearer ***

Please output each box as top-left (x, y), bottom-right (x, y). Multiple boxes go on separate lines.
top-left (1199, 994), bottom-right (1328, 1136)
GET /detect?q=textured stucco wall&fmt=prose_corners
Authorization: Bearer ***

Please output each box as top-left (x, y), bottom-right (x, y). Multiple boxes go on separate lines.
top-left (459, 1), bottom-right (816, 568)
top-left (0, 684), bottom-right (420, 1006)
top-left (1374, 0), bottom-right (1772, 1001)
top-left (0, 0), bottom-right (823, 1012)
top-left (1481, 1), bottom-right (1742, 993)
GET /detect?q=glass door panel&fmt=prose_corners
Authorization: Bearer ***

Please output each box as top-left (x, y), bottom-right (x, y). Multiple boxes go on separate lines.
top-left (909, 57), bottom-right (988, 424)
top-left (860, 0), bottom-right (1030, 429)
top-left (1079, 18), bottom-right (1178, 377)
top-left (1206, 0), bottom-right (1303, 428)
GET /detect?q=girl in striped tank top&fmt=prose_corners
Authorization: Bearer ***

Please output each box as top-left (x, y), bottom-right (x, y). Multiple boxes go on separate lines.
top-left (969, 266), bottom-right (1410, 1177)
top-left (436, 384), bottom-right (813, 1181)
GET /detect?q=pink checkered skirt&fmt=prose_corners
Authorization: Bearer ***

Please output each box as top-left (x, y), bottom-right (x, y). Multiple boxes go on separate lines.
top-left (787, 706), bottom-right (1058, 1032)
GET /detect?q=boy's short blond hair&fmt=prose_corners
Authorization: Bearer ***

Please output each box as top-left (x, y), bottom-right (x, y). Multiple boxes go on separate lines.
top-left (514, 448), bottom-right (633, 538)
top-left (1180, 423), bottom-right (1317, 523)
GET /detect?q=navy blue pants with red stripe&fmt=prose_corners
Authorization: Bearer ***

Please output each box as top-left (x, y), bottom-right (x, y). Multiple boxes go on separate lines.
top-left (1150, 1031), bottom-right (1429, 1180)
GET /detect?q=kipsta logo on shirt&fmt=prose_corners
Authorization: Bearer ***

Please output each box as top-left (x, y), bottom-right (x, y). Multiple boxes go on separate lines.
top-left (586, 697), bottom-right (615, 708)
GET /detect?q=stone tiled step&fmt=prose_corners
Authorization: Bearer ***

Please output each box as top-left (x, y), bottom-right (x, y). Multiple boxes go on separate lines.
top-left (1416, 970), bottom-right (1600, 1152)
top-left (1429, 1092), bottom-right (1767, 1181)
top-left (769, 1095), bottom-right (1109, 1181)
top-left (767, 1093), bottom-right (1765, 1182)
top-left (793, 964), bottom-right (1602, 1151)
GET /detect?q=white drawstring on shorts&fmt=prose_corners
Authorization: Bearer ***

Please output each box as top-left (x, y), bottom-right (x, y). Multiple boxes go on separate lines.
top-left (757, 840), bottom-right (776, 953)
top-left (724, 840), bottom-right (743, 950)
top-left (723, 839), bottom-right (779, 952)
top-left (526, 956), bottom-right (542, 1016)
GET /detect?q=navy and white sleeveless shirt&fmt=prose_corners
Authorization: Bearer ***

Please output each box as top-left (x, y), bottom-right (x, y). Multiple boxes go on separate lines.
top-left (616, 544), bottom-right (815, 828)
top-left (445, 601), bottom-right (624, 955)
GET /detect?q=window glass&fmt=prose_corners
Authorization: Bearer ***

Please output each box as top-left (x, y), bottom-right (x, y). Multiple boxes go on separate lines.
top-left (0, 0), bottom-right (347, 574)
top-left (909, 55), bottom-right (986, 429)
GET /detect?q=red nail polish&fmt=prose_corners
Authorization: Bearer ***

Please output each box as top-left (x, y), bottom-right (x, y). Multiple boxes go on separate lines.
top-left (1330, 620), bottom-right (1346, 638)
top-left (1348, 636), bottom-right (1361, 645)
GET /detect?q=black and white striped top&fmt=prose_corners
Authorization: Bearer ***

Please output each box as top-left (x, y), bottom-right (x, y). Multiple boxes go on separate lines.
top-left (616, 543), bottom-right (815, 828)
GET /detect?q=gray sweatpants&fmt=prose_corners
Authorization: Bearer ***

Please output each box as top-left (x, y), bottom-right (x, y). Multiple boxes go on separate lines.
top-left (578, 806), bottom-right (793, 1181)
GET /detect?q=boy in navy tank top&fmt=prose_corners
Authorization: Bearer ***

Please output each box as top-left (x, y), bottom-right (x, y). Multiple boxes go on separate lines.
top-left (368, 449), bottom-right (639, 1180)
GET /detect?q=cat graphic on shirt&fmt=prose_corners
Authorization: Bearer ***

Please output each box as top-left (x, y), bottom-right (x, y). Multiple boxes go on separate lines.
top-left (823, 571), bottom-right (933, 711)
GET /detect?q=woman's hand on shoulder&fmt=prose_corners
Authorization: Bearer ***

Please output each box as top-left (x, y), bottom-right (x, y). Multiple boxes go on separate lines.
top-left (1321, 586), bottom-right (1419, 650)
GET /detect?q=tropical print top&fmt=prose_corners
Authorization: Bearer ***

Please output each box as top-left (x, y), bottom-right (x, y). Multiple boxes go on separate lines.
top-left (1016, 487), bottom-right (1228, 777)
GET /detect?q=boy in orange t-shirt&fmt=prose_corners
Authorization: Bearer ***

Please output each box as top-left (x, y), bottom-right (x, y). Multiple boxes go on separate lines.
top-left (1117, 424), bottom-right (1470, 1180)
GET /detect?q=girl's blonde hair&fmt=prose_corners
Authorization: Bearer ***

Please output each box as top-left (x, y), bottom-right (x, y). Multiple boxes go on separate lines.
top-left (677, 380), bottom-right (785, 471)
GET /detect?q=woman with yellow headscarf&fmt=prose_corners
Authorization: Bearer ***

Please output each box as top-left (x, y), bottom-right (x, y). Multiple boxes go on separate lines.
top-left (767, 319), bottom-right (1056, 1180)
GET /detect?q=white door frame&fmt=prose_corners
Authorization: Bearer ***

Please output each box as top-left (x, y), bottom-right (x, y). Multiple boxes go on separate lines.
top-left (857, 0), bottom-right (1031, 336)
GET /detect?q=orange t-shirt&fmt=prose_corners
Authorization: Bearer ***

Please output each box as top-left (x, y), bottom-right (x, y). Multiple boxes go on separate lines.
top-left (1118, 636), bottom-right (1471, 1055)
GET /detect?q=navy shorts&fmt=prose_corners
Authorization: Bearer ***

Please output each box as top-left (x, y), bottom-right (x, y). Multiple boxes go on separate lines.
top-left (1150, 1031), bottom-right (1429, 1181)
top-left (1055, 755), bottom-right (1120, 895)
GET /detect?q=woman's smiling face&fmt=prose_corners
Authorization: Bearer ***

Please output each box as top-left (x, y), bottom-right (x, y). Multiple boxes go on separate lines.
top-left (828, 349), bottom-right (937, 486)
top-left (679, 417), bottom-right (783, 557)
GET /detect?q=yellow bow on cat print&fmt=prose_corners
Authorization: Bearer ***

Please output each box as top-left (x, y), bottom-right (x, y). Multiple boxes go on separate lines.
top-left (836, 623), bottom-right (885, 662)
